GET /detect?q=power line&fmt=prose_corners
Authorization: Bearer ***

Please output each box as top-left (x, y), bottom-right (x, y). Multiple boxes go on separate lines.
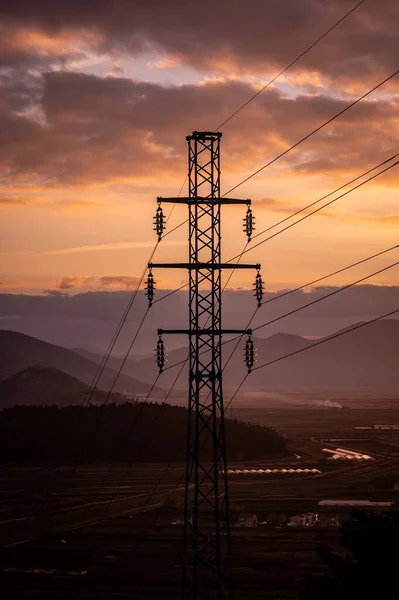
top-left (263, 243), bottom-right (399, 306)
top-left (152, 153), bottom-right (398, 307)
top-left (123, 257), bottom-right (399, 516)
top-left (223, 307), bottom-right (399, 418)
top-left (253, 259), bottom-right (399, 334)
top-left (102, 359), bottom-right (188, 519)
top-left (142, 305), bottom-right (399, 534)
top-left (230, 157), bottom-right (399, 261)
top-left (224, 68), bottom-right (399, 196)
top-left (246, 152), bottom-right (399, 245)
top-left (216, 0), bottom-right (368, 129)
top-left (77, 371), bottom-right (162, 527)
top-left (253, 307), bottom-right (399, 372)
top-left (162, 245), bottom-right (399, 372)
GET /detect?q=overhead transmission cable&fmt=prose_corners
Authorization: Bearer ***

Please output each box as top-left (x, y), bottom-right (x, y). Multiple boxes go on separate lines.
top-left (71, 1), bottom-right (385, 398)
top-left (224, 68), bottom-right (399, 196)
top-left (93, 256), bottom-right (399, 523)
top-left (76, 2), bottom-right (393, 519)
top-left (87, 149), bottom-right (399, 521)
top-left (162, 247), bottom-right (399, 373)
top-left (228, 155), bottom-right (399, 261)
top-left (241, 152), bottom-right (399, 247)
top-left (154, 153), bottom-right (398, 311)
top-left (137, 305), bottom-right (399, 532)
top-left (216, 0), bottom-right (368, 129)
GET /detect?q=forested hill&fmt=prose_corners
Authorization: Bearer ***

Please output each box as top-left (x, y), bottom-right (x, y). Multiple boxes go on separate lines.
top-left (0, 402), bottom-right (287, 463)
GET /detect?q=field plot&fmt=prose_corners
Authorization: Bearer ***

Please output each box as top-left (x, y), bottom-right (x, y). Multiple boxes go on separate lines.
top-left (1, 483), bottom-right (343, 599)
top-left (2, 400), bottom-right (399, 598)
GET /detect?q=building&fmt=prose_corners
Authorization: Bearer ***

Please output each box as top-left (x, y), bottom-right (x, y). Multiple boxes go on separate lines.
top-left (237, 513), bottom-right (258, 528)
top-left (287, 513), bottom-right (318, 527)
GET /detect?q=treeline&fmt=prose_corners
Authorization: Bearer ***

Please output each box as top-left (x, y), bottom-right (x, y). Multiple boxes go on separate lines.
top-left (0, 402), bottom-right (287, 464)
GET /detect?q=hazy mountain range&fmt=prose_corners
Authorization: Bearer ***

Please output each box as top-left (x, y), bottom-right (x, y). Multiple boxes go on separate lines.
top-left (0, 330), bottom-right (162, 402)
top-left (1, 319), bottom-right (399, 410)
top-left (1, 285), bottom-right (399, 355)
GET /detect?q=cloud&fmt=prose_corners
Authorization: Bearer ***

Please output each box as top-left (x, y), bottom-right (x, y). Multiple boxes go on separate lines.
top-left (41, 239), bottom-right (185, 256)
top-left (0, 195), bottom-right (29, 204)
top-left (1, 70), bottom-right (398, 193)
top-left (1, 0), bottom-right (398, 84)
top-left (46, 274), bottom-right (152, 294)
top-left (100, 276), bottom-right (141, 289)
top-left (43, 288), bottom-right (67, 297)
top-left (59, 276), bottom-right (93, 289)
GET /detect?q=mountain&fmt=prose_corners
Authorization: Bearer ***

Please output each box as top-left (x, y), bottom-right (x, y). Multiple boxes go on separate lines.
top-left (0, 330), bottom-right (162, 400)
top-left (0, 403), bottom-right (288, 463)
top-left (128, 320), bottom-right (399, 392)
top-left (0, 365), bottom-right (89, 408)
top-left (246, 320), bottom-right (399, 392)
top-left (72, 346), bottom-right (141, 374)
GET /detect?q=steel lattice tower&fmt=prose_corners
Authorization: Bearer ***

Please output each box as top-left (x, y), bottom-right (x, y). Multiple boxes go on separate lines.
top-left (148, 131), bottom-right (261, 599)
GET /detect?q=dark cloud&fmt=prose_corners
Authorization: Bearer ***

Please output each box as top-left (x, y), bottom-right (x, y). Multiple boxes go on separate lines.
top-left (1, 71), bottom-right (398, 189)
top-left (43, 289), bottom-right (67, 297)
top-left (0, 1), bottom-right (398, 82)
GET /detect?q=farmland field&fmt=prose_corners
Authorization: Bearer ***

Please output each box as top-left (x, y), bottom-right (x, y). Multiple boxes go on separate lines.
top-left (2, 398), bottom-right (399, 598)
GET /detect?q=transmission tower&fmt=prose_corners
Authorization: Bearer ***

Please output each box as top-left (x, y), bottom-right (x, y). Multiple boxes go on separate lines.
top-left (146, 131), bottom-right (263, 599)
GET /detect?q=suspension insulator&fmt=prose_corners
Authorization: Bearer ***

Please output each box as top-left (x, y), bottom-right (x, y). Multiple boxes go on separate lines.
top-left (145, 268), bottom-right (155, 307)
top-left (244, 336), bottom-right (256, 373)
top-left (156, 335), bottom-right (166, 373)
top-left (243, 206), bottom-right (255, 242)
top-left (153, 202), bottom-right (166, 242)
top-left (254, 269), bottom-right (264, 308)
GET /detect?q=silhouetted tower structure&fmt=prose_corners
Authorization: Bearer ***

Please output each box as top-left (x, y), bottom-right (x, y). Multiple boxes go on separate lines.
top-left (146, 132), bottom-right (263, 599)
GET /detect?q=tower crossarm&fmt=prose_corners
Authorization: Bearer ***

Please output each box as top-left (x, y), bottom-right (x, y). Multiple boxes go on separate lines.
top-left (158, 328), bottom-right (252, 336)
top-left (149, 262), bottom-right (260, 270)
top-left (157, 196), bottom-right (251, 205)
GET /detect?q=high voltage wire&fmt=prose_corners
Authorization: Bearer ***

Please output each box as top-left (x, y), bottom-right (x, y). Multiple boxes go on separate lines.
top-left (228, 157), bottom-right (399, 261)
top-left (163, 246), bottom-right (399, 372)
top-left (154, 154), bottom-right (398, 314)
top-left (216, 0), bottom-right (368, 129)
top-left (81, 2), bottom-right (397, 537)
top-left (244, 152), bottom-right (399, 245)
top-left (144, 306), bottom-right (399, 519)
top-left (59, 6), bottom-right (391, 521)
top-left (72, 154), bottom-right (398, 528)
top-left (254, 307), bottom-right (399, 371)
top-left (98, 159), bottom-right (397, 507)
top-left (68, 1), bottom-right (387, 404)
top-left (97, 252), bottom-right (246, 511)
top-left (78, 369), bottom-right (163, 527)
top-left (253, 260), bottom-right (399, 334)
top-left (87, 255), bottom-right (399, 523)
top-left (262, 243), bottom-right (399, 306)
top-left (33, 201), bottom-right (188, 523)
top-left (74, 61), bottom-right (399, 406)
top-left (224, 68), bottom-right (399, 196)
top-left (33, 0), bottom-right (377, 533)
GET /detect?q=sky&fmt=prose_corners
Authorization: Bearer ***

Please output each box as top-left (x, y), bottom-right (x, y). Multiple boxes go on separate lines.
top-left (1, 0), bottom-right (399, 298)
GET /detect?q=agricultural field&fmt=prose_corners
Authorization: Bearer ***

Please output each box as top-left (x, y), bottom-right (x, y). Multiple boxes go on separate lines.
top-left (2, 398), bottom-right (399, 598)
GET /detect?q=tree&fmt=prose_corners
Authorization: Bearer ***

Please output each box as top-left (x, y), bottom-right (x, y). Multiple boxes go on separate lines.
top-left (300, 505), bottom-right (399, 600)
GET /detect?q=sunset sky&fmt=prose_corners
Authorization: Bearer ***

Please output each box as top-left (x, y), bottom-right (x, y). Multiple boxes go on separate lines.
top-left (1, 0), bottom-right (399, 296)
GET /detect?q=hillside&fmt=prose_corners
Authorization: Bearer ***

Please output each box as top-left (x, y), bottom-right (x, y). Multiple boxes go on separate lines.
top-left (127, 320), bottom-right (399, 392)
top-left (0, 330), bottom-right (162, 400)
top-left (0, 366), bottom-right (89, 408)
top-left (0, 403), bottom-right (288, 463)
